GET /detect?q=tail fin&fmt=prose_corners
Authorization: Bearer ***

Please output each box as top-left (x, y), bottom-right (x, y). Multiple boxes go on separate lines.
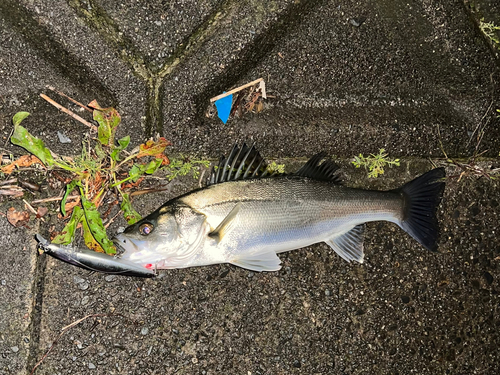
top-left (395, 168), bottom-right (446, 252)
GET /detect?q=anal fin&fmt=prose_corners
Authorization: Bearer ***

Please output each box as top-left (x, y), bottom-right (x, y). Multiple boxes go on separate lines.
top-left (325, 224), bottom-right (365, 263)
top-left (230, 249), bottom-right (282, 272)
top-left (208, 202), bottom-right (241, 243)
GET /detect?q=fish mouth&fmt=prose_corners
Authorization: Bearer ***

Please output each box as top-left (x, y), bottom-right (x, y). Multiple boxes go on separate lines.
top-left (113, 233), bottom-right (139, 258)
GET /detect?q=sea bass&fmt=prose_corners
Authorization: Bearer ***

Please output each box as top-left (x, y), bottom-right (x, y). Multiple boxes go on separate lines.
top-left (113, 144), bottom-right (446, 273)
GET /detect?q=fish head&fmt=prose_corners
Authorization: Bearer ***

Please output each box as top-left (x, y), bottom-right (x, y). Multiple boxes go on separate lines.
top-left (113, 203), bottom-right (208, 267)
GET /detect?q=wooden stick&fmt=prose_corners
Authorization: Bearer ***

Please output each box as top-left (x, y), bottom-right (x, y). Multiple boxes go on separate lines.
top-left (46, 86), bottom-right (93, 113)
top-left (40, 94), bottom-right (97, 131)
top-left (210, 78), bottom-right (263, 103)
top-left (30, 195), bottom-right (80, 204)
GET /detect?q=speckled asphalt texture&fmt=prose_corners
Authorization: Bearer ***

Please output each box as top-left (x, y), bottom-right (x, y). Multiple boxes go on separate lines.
top-left (1, 1), bottom-right (500, 374)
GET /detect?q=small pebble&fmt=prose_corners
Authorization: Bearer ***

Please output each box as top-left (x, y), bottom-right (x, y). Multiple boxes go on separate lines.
top-left (192, 357), bottom-right (198, 364)
top-left (105, 275), bottom-right (117, 282)
top-left (11, 346), bottom-right (19, 353)
top-left (141, 327), bottom-right (149, 335)
top-left (325, 289), bottom-right (332, 296)
top-left (81, 296), bottom-right (90, 305)
top-left (484, 271), bottom-right (494, 285)
top-left (57, 131), bottom-right (72, 144)
top-left (73, 276), bottom-right (85, 284)
top-left (1, 280), bottom-right (6, 286)
top-left (401, 295), bottom-right (410, 304)
top-left (88, 362), bottom-right (96, 369)
top-left (78, 282), bottom-right (89, 291)
top-left (350, 17), bottom-right (366, 27)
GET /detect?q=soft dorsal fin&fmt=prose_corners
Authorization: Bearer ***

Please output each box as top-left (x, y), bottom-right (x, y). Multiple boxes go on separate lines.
top-left (208, 143), bottom-right (281, 185)
top-left (325, 224), bottom-right (365, 263)
top-left (294, 152), bottom-right (341, 183)
top-left (208, 202), bottom-right (241, 243)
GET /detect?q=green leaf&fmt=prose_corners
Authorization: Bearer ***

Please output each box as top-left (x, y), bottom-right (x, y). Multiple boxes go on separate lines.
top-left (13, 112), bottom-right (30, 126)
top-left (61, 180), bottom-right (79, 217)
top-left (128, 163), bottom-right (145, 183)
top-left (52, 206), bottom-right (84, 245)
top-left (11, 120), bottom-right (55, 167)
top-left (110, 136), bottom-right (130, 161)
top-left (120, 193), bottom-right (142, 225)
top-left (145, 158), bottom-right (162, 174)
top-left (88, 100), bottom-right (121, 147)
top-left (81, 196), bottom-right (116, 255)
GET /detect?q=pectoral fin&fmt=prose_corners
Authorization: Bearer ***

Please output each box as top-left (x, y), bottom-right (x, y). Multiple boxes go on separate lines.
top-left (325, 224), bottom-right (365, 263)
top-left (208, 202), bottom-right (241, 243)
top-left (230, 249), bottom-right (282, 272)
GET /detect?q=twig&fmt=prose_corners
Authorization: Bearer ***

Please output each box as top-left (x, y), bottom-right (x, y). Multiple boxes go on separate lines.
top-left (104, 210), bottom-right (122, 229)
top-left (29, 313), bottom-right (128, 375)
top-left (23, 199), bottom-right (37, 215)
top-left (46, 86), bottom-right (93, 113)
top-left (30, 195), bottom-right (80, 204)
top-left (210, 78), bottom-right (263, 103)
top-left (40, 94), bottom-right (97, 132)
top-left (23, 199), bottom-right (45, 222)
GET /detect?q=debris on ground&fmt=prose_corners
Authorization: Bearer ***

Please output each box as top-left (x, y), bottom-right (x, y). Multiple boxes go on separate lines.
top-left (1, 87), bottom-right (209, 256)
top-left (209, 78), bottom-right (267, 123)
top-left (6, 207), bottom-right (30, 227)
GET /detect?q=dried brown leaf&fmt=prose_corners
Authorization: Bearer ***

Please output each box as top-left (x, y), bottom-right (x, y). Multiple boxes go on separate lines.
top-left (7, 207), bottom-right (30, 227)
top-left (1, 155), bottom-right (44, 174)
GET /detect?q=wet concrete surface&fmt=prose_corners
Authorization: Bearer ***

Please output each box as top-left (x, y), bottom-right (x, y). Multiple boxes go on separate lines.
top-left (0, 0), bottom-right (500, 374)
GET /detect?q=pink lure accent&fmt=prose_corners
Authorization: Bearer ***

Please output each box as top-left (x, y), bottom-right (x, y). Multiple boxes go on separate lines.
top-left (145, 264), bottom-right (153, 269)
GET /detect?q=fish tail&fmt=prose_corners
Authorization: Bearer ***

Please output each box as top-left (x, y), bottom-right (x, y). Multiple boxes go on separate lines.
top-left (395, 168), bottom-right (446, 251)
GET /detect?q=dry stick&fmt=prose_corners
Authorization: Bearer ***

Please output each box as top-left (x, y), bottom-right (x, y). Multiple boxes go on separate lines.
top-left (46, 86), bottom-right (93, 113)
top-left (466, 100), bottom-right (494, 149)
top-left (30, 195), bottom-right (80, 205)
top-left (29, 313), bottom-right (127, 375)
top-left (209, 78), bottom-right (263, 103)
top-left (0, 178), bottom-right (17, 186)
top-left (23, 199), bottom-right (37, 215)
top-left (40, 94), bottom-right (97, 132)
top-left (104, 210), bottom-right (122, 229)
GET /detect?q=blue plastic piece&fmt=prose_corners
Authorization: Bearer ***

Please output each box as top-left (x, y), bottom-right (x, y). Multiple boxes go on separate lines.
top-left (215, 92), bottom-right (233, 124)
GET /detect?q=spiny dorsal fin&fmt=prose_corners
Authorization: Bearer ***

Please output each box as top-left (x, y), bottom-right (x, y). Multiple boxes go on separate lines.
top-left (208, 143), bottom-right (278, 185)
top-left (294, 152), bottom-right (341, 183)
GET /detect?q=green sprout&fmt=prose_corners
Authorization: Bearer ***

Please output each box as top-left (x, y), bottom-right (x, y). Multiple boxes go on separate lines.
top-left (352, 149), bottom-right (400, 178)
top-left (164, 157), bottom-right (210, 181)
top-left (266, 161), bottom-right (285, 174)
top-left (479, 19), bottom-right (500, 46)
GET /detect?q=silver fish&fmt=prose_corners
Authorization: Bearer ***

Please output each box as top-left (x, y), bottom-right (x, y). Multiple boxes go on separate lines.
top-left (114, 144), bottom-right (446, 272)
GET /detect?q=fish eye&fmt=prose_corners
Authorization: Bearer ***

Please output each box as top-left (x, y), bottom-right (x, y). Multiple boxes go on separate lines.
top-left (139, 223), bottom-right (154, 236)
